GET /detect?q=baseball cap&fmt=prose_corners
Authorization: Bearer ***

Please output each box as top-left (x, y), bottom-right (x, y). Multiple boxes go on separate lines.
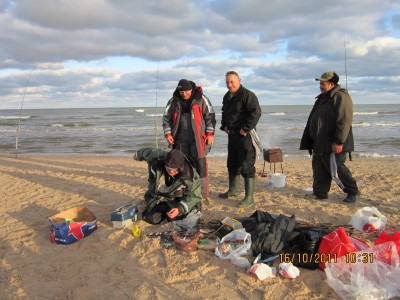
top-left (315, 71), bottom-right (339, 83)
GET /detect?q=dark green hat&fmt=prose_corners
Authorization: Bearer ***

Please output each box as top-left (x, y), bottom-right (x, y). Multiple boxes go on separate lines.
top-left (315, 71), bottom-right (339, 83)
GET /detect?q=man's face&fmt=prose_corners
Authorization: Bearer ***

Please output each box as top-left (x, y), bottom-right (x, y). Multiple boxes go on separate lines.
top-left (166, 167), bottom-right (180, 177)
top-left (179, 89), bottom-right (192, 100)
top-left (226, 74), bottom-right (241, 93)
top-left (319, 81), bottom-right (335, 94)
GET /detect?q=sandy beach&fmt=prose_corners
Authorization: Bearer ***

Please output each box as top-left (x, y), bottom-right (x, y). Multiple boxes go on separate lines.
top-left (0, 154), bottom-right (399, 299)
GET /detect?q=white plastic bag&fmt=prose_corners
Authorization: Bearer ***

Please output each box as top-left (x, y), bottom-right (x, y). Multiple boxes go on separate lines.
top-left (215, 229), bottom-right (252, 260)
top-left (279, 262), bottom-right (300, 279)
top-left (348, 207), bottom-right (387, 233)
top-left (325, 242), bottom-right (400, 299)
top-left (248, 263), bottom-right (275, 280)
top-left (173, 210), bottom-right (202, 231)
top-left (230, 257), bottom-right (251, 269)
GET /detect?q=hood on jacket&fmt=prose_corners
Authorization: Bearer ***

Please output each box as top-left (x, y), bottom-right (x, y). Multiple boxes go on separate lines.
top-left (165, 149), bottom-right (186, 171)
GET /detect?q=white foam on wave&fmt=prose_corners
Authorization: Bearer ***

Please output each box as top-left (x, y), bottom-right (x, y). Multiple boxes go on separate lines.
top-left (353, 122), bottom-right (400, 127)
top-left (354, 112), bottom-right (379, 115)
top-left (374, 122), bottom-right (400, 127)
top-left (269, 112), bottom-right (285, 116)
top-left (355, 153), bottom-right (400, 158)
top-left (50, 122), bottom-right (92, 127)
top-left (0, 129), bottom-right (17, 132)
top-left (0, 115), bottom-right (32, 119)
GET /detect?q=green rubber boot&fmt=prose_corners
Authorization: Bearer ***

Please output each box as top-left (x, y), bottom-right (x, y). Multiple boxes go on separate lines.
top-left (218, 174), bottom-right (241, 198)
top-left (239, 178), bottom-right (255, 207)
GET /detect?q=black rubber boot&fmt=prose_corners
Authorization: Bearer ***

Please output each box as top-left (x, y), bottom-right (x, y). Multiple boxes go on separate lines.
top-left (218, 174), bottom-right (241, 198)
top-left (239, 178), bottom-right (255, 207)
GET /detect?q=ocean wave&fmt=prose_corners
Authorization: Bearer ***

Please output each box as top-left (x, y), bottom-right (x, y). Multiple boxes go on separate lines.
top-left (353, 122), bottom-right (371, 128)
top-left (50, 122), bottom-right (93, 127)
top-left (209, 152), bottom-right (400, 158)
top-left (0, 144), bottom-right (14, 150)
top-left (0, 129), bottom-right (17, 132)
top-left (146, 114), bottom-right (163, 117)
top-left (258, 125), bottom-right (304, 131)
top-left (354, 153), bottom-right (400, 158)
top-left (135, 109), bottom-right (145, 112)
top-left (103, 113), bottom-right (130, 117)
top-left (45, 126), bottom-right (160, 132)
top-left (268, 112), bottom-right (286, 116)
top-left (353, 122), bottom-right (400, 127)
top-left (0, 115), bottom-right (32, 119)
top-left (354, 112), bottom-right (378, 115)
top-left (0, 122), bottom-right (17, 126)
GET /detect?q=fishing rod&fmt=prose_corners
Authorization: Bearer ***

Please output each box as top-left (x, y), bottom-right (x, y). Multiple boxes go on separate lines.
top-left (15, 70), bottom-right (33, 157)
top-left (154, 51), bottom-right (163, 149)
top-left (344, 37), bottom-right (348, 90)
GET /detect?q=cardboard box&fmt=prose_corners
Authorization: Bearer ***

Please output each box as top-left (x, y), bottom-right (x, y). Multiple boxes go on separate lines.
top-left (111, 204), bottom-right (137, 228)
top-left (49, 206), bottom-right (97, 245)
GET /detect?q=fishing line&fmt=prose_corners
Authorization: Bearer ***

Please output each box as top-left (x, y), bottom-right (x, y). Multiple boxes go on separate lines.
top-left (15, 70), bottom-right (33, 157)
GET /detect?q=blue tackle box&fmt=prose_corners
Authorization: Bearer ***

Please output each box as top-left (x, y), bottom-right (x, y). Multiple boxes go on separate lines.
top-left (111, 204), bottom-right (138, 228)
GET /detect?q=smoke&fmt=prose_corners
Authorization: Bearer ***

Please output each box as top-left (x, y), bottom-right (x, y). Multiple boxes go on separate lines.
top-left (258, 127), bottom-right (285, 150)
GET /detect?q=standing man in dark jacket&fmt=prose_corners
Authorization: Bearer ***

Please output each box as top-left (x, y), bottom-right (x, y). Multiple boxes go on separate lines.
top-left (163, 79), bottom-right (216, 197)
top-left (300, 71), bottom-right (360, 203)
top-left (218, 71), bottom-right (262, 207)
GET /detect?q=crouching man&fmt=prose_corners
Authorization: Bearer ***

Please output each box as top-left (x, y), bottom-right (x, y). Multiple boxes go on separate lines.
top-left (133, 147), bottom-right (202, 225)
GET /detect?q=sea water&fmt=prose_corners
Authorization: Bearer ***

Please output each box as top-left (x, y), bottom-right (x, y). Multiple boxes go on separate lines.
top-left (0, 104), bottom-right (399, 157)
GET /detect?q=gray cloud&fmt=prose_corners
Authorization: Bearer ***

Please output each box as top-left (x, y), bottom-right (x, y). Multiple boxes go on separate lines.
top-left (0, 0), bottom-right (399, 109)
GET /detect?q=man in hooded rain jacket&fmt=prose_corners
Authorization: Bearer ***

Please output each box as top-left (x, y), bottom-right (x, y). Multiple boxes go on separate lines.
top-left (134, 147), bottom-right (202, 225)
top-left (162, 79), bottom-right (216, 197)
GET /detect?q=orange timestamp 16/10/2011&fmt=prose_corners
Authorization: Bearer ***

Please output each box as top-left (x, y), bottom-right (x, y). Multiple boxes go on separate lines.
top-left (279, 253), bottom-right (337, 264)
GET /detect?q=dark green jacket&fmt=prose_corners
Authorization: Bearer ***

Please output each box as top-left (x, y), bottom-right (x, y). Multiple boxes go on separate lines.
top-left (136, 147), bottom-right (202, 216)
top-left (300, 84), bottom-right (354, 155)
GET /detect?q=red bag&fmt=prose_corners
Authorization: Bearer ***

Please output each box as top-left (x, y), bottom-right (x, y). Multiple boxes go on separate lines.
top-left (375, 229), bottom-right (400, 252)
top-left (317, 227), bottom-right (369, 269)
top-left (374, 228), bottom-right (400, 265)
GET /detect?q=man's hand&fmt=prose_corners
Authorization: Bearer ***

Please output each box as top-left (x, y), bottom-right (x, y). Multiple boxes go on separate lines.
top-left (167, 208), bottom-right (179, 219)
top-left (166, 135), bottom-right (174, 145)
top-left (240, 128), bottom-right (248, 136)
top-left (332, 143), bottom-right (343, 154)
top-left (223, 126), bottom-right (229, 134)
top-left (206, 135), bottom-right (214, 145)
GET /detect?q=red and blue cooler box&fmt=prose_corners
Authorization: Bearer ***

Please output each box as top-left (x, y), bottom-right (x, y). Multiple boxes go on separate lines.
top-left (49, 206), bottom-right (98, 245)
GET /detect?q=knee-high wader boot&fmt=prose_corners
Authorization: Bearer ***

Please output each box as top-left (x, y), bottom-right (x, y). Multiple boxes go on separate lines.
top-left (239, 178), bottom-right (255, 207)
top-left (218, 174), bottom-right (241, 198)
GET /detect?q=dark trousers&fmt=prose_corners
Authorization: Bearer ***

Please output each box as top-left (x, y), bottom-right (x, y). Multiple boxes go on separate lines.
top-left (174, 139), bottom-right (198, 158)
top-left (227, 133), bottom-right (256, 178)
top-left (312, 152), bottom-right (359, 198)
top-left (174, 140), bottom-right (207, 178)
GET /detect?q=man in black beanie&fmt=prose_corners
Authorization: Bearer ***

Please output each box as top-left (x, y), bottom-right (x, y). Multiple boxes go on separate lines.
top-left (162, 79), bottom-right (216, 197)
top-left (300, 71), bottom-right (360, 203)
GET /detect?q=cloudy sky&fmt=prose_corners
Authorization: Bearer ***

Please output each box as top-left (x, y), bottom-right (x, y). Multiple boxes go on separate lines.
top-left (0, 0), bottom-right (399, 109)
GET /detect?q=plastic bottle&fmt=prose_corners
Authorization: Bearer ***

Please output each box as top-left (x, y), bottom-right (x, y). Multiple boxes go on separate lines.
top-left (132, 225), bottom-right (141, 238)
